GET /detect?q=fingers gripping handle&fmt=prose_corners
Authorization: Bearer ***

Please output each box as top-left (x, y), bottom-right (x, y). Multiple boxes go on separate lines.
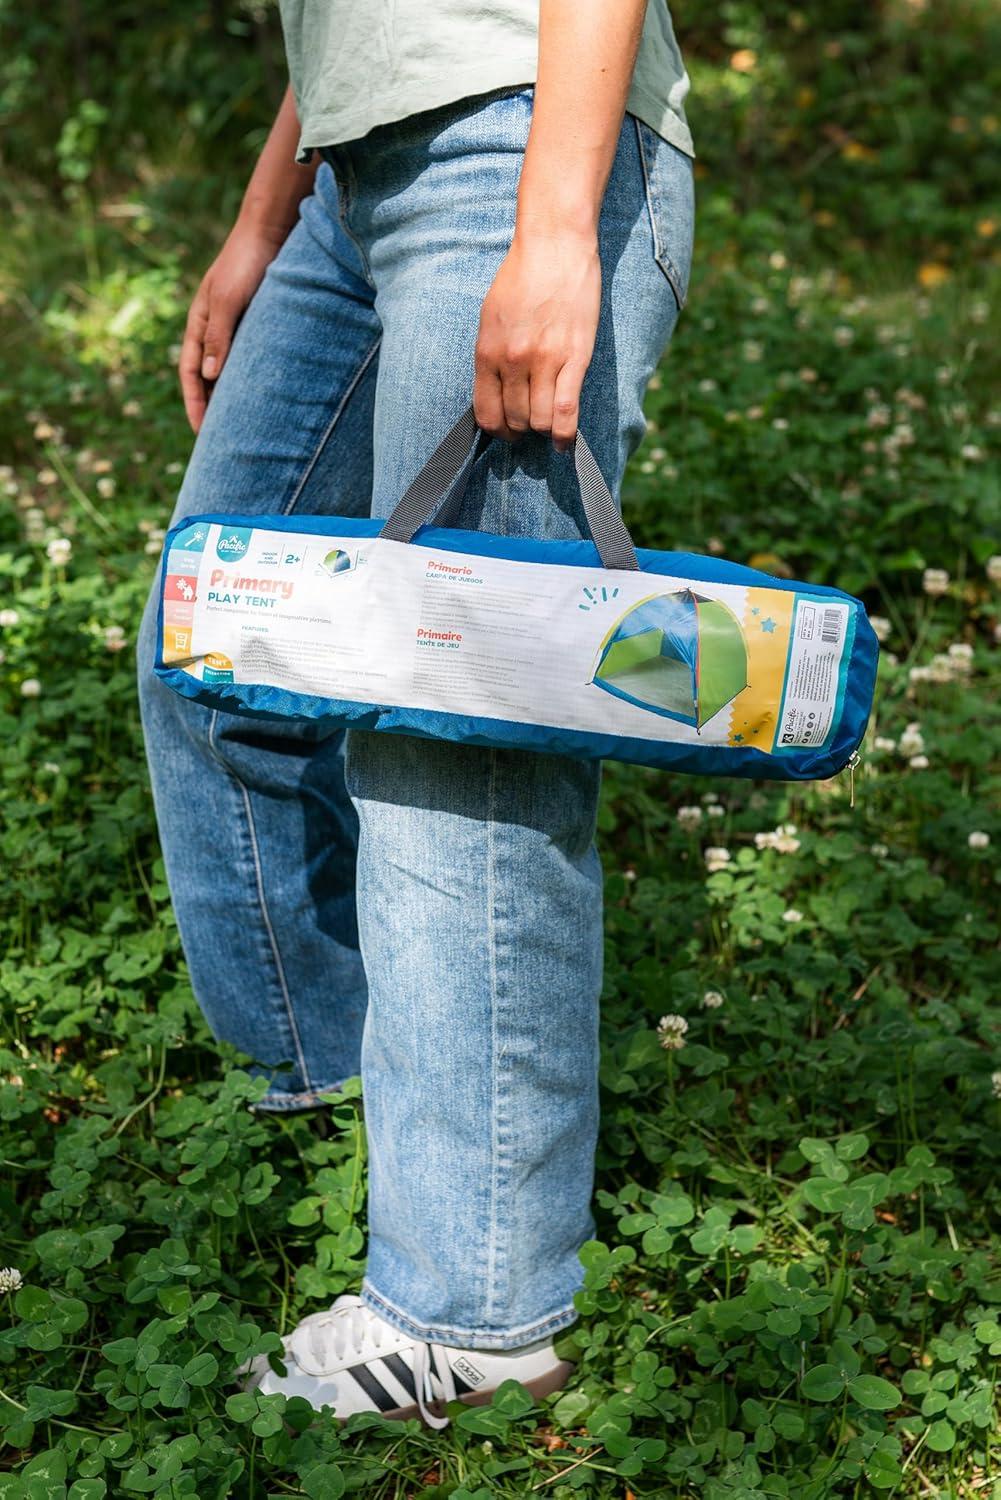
top-left (378, 405), bottom-right (639, 572)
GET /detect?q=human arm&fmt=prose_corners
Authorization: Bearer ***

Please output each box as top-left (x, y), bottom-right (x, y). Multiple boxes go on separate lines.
top-left (473, 0), bottom-right (647, 450)
top-left (179, 85), bottom-right (318, 432)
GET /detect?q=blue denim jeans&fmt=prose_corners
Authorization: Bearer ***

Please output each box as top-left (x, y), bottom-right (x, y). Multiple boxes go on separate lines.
top-left (137, 85), bottom-right (694, 1349)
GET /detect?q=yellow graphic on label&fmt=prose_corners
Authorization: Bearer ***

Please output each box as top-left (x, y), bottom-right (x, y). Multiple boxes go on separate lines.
top-left (202, 651), bottom-right (235, 685)
top-left (727, 587), bottom-right (795, 749)
top-left (163, 624), bottom-right (194, 664)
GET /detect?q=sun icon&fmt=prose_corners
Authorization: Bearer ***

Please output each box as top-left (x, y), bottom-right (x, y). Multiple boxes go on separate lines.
top-left (578, 584), bottom-right (620, 611)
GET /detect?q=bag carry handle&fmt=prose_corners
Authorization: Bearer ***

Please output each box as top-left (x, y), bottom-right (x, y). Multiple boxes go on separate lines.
top-left (379, 405), bottom-right (640, 572)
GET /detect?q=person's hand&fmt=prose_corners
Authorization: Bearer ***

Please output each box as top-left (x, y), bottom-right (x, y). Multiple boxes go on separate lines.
top-left (473, 229), bottom-right (601, 452)
top-left (179, 223), bottom-right (285, 433)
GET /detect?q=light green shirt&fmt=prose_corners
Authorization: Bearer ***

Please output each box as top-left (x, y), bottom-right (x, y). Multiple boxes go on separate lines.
top-left (279, 1), bottom-right (693, 161)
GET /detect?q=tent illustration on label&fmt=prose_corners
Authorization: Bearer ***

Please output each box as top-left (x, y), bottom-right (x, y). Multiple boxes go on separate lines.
top-left (591, 590), bottom-right (749, 729)
top-left (321, 548), bottom-right (353, 576)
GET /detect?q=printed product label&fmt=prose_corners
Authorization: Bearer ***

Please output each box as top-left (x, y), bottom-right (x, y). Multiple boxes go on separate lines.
top-left (161, 522), bottom-right (857, 754)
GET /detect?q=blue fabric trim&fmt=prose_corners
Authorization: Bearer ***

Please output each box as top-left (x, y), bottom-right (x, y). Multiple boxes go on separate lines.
top-left (157, 514), bottom-right (880, 783)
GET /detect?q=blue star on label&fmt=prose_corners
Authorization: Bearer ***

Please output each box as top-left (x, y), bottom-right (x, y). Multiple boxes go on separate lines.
top-left (761, 617), bottom-right (777, 633)
top-left (733, 733), bottom-right (744, 742)
top-left (751, 606), bottom-right (760, 616)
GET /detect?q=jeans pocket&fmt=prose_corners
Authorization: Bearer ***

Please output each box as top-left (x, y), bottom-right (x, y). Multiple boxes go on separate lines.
top-left (634, 118), bottom-right (695, 311)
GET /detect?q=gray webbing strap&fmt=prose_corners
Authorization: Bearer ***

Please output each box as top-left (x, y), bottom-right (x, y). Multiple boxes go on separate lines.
top-left (378, 405), bottom-right (640, 572)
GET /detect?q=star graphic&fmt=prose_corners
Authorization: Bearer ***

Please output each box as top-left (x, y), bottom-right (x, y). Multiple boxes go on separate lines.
top-left (761, 617), bottom-right (777, 633)
top-left (733, 733), bottom-right (744, 743)
top-left (751, 606), bottom-right (760, 616)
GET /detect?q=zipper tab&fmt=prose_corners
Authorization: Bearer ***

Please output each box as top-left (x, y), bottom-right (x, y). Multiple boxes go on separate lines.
top-left (845, 749), bottom-right (861, 809)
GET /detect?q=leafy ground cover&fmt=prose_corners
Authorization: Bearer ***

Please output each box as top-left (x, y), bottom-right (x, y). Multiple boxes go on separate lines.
top-left (1, 0), bottom-right (999, 1495)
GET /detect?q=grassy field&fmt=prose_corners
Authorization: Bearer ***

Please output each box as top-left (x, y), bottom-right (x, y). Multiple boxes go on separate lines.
top-left (1, 1), bottom-right (1000, 1495)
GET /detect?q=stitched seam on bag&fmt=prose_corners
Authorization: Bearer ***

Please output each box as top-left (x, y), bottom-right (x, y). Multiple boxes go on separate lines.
top-left (204, 711), bottom-right (312, 1090)
top-left (634, 118), bottom-right (685, 311)
top-left (281, 336), bottom-right (382, 517)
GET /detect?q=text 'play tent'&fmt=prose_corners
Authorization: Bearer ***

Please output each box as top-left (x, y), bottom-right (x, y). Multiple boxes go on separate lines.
top-left (591, 589), bottom-right (749, 729)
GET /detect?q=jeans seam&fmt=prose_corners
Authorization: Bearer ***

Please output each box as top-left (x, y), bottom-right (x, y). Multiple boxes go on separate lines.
top-left (633, 117), bottom-right (685, 312)
top-left (484, 747), bottom-right (502, 1322)
top-left (281, 335), bottom-right (382, 516)
top-left (205, 712), bottom-right (312, 1090)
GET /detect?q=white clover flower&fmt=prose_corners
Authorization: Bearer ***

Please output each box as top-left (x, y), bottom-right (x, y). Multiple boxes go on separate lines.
top-left (108, 371), bottom-right (125, 392)
top-left (104, 625), bottom-right (127, 652)
top-left (698, 378), bottom-right (718, 393)
top-left (42, 761), bottom-right (60, 775)
top-left (909, 754), bottom-right (930, 770)
top-left (873, 736), bottom-right (896, 753)
top-left (756, 824), bottom-right (800, 854)
top-left (37, 468), bottom-right (58, 486)
top-left (745, 405), bottom-right (765, 421)
top-left (772, 418), bottom-right (790, 431)
top-left (968, 831), bottom-right (990, 849)
top-left (707, 536), bottom-right (725, 555)
top-left (961, 444), bottom-right (984, 462)
top-left (165, 460), bottom-right (184, 476)
top-left (122, 399), bottom-right (142, 417)
top-left (782, 908), bottom-right (804, 923)
top-left (20, 679), bottom-right (41, 698)
top-left (0, 1268), bottom-right (23, 1294)
top-left (701, 791), bottom-right (720, 804)
top-left (899, 722), bottom-right (925, 756)
top-left (985, 556), bottom-right (1001, 585)
top-left (701, 990), bottom-right (725, 1010)
top-left (704, 847), bottom-right (731, 872)
top-left (769, 250), bottom-right (787, 269)
top-left (870, 842), bottom-right (889, 857)
top-left (33, 421), bottom-right (56, 441)
top-left (46, 537), bottom-right (72, 567)
top-left (798, 367), bottom-right (818, 383)
top-left (707, 803), bottom-right (725, 819)
top-left (992, 1071), bottom-right (1001, 1100)
top-left (743, 340), bottom-right (763, 363)
top-left (833, 325), bottom-right (855, 347)
top-left (92, 458), bottom-right (113, 475)
top-left (866, 405), bottom-right (891, 429)
top-left (97, 477), bottom-right (117, 500)
top-left (751, 296), bottom-right (770, 314)
top-left (677, 805), bottom-right (703, 830)
top-left (0, 609), bottom-right (20, 627)
top-left (947, 642), bottom-right (973, 662)
top-left (657, 1014), bottom-right (689, 1050)
top-left (922, 568), bottom-right (950, 597)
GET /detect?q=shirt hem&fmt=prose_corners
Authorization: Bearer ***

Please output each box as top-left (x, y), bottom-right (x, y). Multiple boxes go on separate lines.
top-left (295, 59), bottom-right (694, 160)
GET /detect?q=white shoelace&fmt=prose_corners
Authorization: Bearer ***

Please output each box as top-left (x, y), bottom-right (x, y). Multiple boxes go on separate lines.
top-left (289, 1302), bottom-right (458, 1429)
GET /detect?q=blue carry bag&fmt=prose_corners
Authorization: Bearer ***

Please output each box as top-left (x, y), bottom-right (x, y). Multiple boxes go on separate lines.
top-left (155, 407), bottom-right (878, 781)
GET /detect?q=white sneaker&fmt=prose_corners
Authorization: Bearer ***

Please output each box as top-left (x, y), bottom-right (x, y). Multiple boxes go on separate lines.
top-left (244, 1295), bottom-right (574, 1429)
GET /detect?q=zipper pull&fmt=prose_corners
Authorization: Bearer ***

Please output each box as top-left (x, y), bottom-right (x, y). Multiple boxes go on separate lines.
top-left (845, 749), bottom-right (861, 809)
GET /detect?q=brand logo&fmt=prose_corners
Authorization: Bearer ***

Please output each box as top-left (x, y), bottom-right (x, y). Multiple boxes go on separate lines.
top-left (452, 1357), bottom-right (486, 1387)
top-left (216, 527), bottom-right (252, 561)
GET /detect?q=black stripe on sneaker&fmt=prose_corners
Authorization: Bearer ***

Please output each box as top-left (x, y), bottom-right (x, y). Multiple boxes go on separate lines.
top-left (381, 1353), bottom-right (418, 1402)
top-left (345, 1361), bottom-right (397, 1412)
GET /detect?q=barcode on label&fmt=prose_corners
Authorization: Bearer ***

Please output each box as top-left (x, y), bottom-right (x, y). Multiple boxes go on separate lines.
top-left (821, 608), bottom-right (842, 644)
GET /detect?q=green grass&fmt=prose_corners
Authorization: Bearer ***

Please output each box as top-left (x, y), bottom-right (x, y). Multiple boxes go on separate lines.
top-left (1, 1), bottom-right (1000, 1495)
